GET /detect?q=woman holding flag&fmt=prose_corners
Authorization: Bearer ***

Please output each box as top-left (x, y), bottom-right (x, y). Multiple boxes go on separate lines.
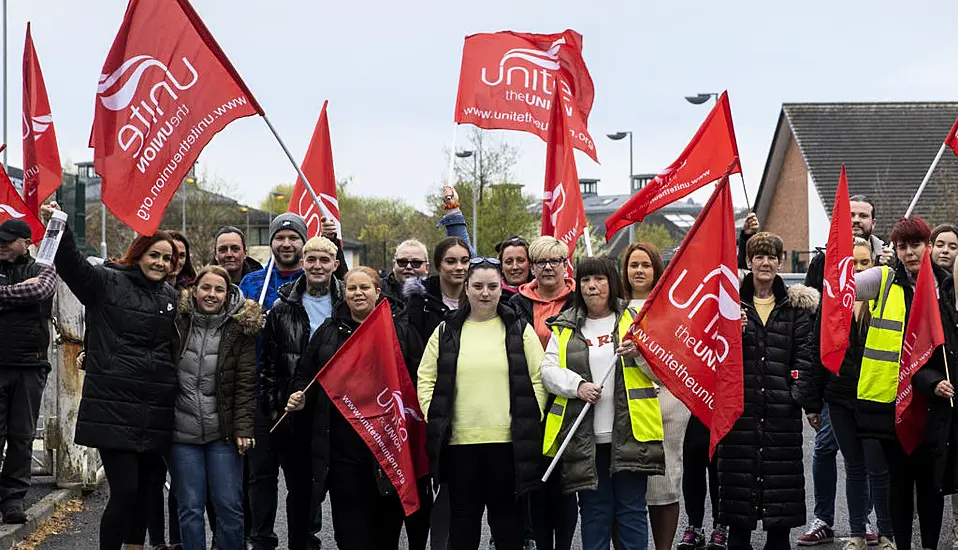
top-left (417, 258), bottom-right (547, 550)
top-left (286, 266), bottom-right (424, 550)
top-left (855, 217), bottom-right (956, 549)
top-left (540, 256), bottom-right (665, 550)
top-left (622, 242), bottom-right (691, 550)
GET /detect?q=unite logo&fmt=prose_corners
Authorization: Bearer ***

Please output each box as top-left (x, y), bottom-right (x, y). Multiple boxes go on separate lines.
top-left (0, 204), bottom-right (26, 219)
top-left (295, 191), bottom-right (340, 237)
top-left (823, 256), bottom-right (856, 307)
top-left (542, 183), bottom-right (566, 228)
top-left (667, 264), bottom-right (741, 364)
top-left (480, 38), bottom-right (574, 105)
top-left (651, 160), bottom-right (687, 188)
top-left (21, 112), bottom-right (53, 141)
top-left (97, 55), bottom-right (199, 165)
top-left (376, 387), bottom-right (422, 442)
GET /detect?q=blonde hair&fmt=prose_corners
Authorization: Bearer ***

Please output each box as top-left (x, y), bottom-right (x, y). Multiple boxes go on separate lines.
top-left (528, 236), bottom-right (569, 263)
top-left (395, 239), bottom-right (428, 259)
top-left (303, 236), bottom-right (337, 257)
top-left (853, 237), bottom-right (870, 249)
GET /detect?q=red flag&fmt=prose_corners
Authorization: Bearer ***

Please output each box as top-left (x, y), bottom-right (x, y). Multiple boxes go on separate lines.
top-left (819, 165), bottom-right (856, 374)
top-left (946, 117), bottom-right (958, 157)
top-left (626, 159), bottom-right (743, 458)
top-left (22, 23), bottom-right (61, 214)
top-left (605, 92), bottom-right (740, 240)
top-left (91, 0), bottom-right (262, 235)
top-left (0, 154), bottom-right (45, 244)
top-left (896, 249), bottom-right (946, 454)
top-left (315, 301), bottom-right (427, 515)
top-left (287, 100), bottom-right (339, 239)
top-left (454, 30), bottom-right (598, 162)
top-left (541, 98), bottom-right (587, 257)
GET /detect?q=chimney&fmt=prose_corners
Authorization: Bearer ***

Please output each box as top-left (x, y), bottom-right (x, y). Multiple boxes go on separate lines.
top-left (579, 178), bottom-right (599, 197)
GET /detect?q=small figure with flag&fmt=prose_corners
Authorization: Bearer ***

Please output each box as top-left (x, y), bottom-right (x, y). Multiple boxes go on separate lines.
top-left (854, 216), bottom-right (955, 548)
top-left (285, 267), bottom-right (427, 548)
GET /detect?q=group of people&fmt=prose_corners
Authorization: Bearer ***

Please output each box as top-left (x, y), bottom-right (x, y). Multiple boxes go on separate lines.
top-left (0, 185), bottom-right (957, 550)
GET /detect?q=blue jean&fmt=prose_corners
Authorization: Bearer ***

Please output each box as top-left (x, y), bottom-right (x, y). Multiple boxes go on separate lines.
top-left (812, 404), bottom-right (839, 526)
top-left (829, 403), bottom-right (892, 538)
top-left (578, 444), bottom-right (649, 550)
top-left (167, 441), bottom-right (244, 550)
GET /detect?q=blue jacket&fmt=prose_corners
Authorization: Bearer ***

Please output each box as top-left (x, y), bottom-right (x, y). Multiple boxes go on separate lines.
top-left (438, 211), bottom-right (475, 256)
top-left (239, 265), bottom-right (303, 313)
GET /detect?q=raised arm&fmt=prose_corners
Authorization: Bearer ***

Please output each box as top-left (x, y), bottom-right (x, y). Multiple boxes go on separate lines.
top-left (53, 224), bottom-right (106, 306)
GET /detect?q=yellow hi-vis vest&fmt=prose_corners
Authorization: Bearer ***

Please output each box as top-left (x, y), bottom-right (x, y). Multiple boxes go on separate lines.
top-left (542, 309), bottom-right (665, 457)
top-left (857, 266), bottom-right (907, 404)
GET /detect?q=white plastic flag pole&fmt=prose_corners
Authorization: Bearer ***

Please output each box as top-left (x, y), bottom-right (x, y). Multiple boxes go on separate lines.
top-left (541, 356), bottom-right (619, 482)
top-left (446, 124), bottom-right (459, 188)
top-left (257, 256), bottom-right (273, 307)
top-left (905, 142), bottom-right (947, 218)
top-left (582, 226), bottom-right (594, 258)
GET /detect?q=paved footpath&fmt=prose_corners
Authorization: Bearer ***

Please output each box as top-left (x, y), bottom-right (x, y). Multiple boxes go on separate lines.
top-left (33, 423), bottom-right (958, 549)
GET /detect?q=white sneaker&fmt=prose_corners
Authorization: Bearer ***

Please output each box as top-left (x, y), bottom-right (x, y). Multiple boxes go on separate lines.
top-left (878, 537), bottom-right (896, 550)
top-left (843, 538), bottom-right (867, 550)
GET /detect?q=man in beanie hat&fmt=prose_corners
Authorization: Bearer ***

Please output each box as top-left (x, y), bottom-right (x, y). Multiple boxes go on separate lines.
top-left (239, 213), bottom-right (309, 311)
top-left (0, 219), bottom-right (56, 523)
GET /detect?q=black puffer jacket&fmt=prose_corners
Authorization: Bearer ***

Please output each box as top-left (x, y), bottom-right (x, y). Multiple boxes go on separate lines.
top-left (291, 298), bottom-right (423, 494)
top-left (261, 274), bottom-right (344, 422)
top-left (54, 227), bottom-right (179, 453)
top-left (0, 253), bottom-right (52, 369)
top-left (424, 303), bottom-right (543, 496)
top-left (809, 306), bottom-right (870, 411)
top-left (403, 276), bottom-right (455, 344)
top-left (716, 274), bottom-right (819, 531)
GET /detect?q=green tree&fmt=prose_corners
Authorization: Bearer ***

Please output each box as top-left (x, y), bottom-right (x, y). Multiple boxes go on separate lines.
top-left (633, 223), bottom-right (675, 252)
top-left (259, 184), bottom-right (295, 216)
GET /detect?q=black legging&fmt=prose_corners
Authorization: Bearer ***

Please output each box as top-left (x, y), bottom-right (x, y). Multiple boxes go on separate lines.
top-left (683, 415), bottom-right (719, 529)
top-left (99, 449), bottom-right (166, 550)
top-left (880, 439), bottom-right (943, 548)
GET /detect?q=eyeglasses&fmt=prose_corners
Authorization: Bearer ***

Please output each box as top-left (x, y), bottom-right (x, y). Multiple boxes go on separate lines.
top-left (470, 257), bottom-right (501, 266)
top-left (395, 258), bottom-right (425, 268)
top-left (533, 258), bottom-right (567, 268)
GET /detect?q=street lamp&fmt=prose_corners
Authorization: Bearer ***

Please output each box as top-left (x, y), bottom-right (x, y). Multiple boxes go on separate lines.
top-left (684, 93), bottom-right (719, 105)
top-left (455, 150), bottom-right (478, 251)
top-left (181, 175), bottom-right (196, 233)
top-left (607, 131), bottom-right (635, 242)
top-left (240, 206), bottom-right (251, 239)
top-left (268, 192), bottom-right (286, 224)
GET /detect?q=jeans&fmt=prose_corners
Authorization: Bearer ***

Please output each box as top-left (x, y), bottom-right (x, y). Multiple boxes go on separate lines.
top-left (880, 439), bottom-right (943, 548)
top-left (248, 406), bottom-right (318, 550)
top-left (578, 444), bottom-right (649, 550)
top-left (828, 404), bottom-right (891, 538)
top-left (811, 404), bottom-right (839, 527)
top-left (0, 368), bottom-right (47, 511)
top-left (167, 441), bottom-right (245, 550)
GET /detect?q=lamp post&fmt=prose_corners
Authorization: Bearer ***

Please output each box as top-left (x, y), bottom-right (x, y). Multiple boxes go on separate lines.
top-left (268, 192), bottom-right (286, 224)
top-left (607, 131), bottom-right (634, 243)
top-left (455, 150), bottom-right (477, 251)
top-left (240, 206), bottom-right (251, 238)
top-left (684, 92), bottom-right (719, 105)
top-left (180, 175), bottom-right (196, 233)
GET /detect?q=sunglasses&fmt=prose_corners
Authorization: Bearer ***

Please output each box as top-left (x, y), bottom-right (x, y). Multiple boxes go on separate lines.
top-left (395, 258), bottom-right (425, 268)
top-left (470, 257), bottom-right (502, 266)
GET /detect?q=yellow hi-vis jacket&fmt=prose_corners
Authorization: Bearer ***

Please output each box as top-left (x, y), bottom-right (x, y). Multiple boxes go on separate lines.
top-left (542, 308), bottom-right (664, 457)
top-left (857, 266), bottom-right (906, 405)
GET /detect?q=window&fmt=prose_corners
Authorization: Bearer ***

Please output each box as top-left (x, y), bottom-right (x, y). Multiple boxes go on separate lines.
top-left (664, 213), bottom-right (696, 228)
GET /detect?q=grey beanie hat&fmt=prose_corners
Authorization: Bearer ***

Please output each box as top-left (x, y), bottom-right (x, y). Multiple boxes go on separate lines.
top-left (269, 213), bottom-right (308, 243)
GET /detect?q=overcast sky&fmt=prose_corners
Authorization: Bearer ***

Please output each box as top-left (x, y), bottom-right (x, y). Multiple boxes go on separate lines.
top-left (9, 1), bottom-right (958, 213)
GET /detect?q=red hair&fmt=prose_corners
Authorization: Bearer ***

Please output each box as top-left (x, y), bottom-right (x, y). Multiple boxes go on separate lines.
top-left (117, 231), bottom-right (179, 271)
top-left (889, 217), bottom-right (931, 244)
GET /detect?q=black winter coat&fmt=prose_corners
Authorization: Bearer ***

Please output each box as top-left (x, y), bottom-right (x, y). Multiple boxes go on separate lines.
top-left (55, 227), bottom-right (179, 453)
top-left (291, 298), bottom-right (423, 494)
top-left (716, 274), bottom-right (819, 531)
top-left (425, 303), bottom-right (543, 496)
top-left (809, 305), bottom-right (870, 411)
top-left (0, 253), bottom-right (52, 369)
top-left (261, 274), bottom-right (344, 421)
top-left (909, 269), bottom-right (958, 495)
top-left (403, 276), bottom-right (454, 344)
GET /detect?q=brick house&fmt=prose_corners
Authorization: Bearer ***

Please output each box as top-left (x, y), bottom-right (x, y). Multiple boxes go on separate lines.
top-left (754, 102), bottom-right (958, 271)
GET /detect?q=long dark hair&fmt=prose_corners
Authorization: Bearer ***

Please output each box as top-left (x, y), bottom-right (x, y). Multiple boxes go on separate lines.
top-left (574, 256), bottom-right (622, 312)
top-left (168, 230), bottom-right (197, 289)
top-left (118, 231), bottom-right (178, 273)
top-left (621, 241), bottom-right (664, 298)
top-left (433, 236), bottom-right (472, 269)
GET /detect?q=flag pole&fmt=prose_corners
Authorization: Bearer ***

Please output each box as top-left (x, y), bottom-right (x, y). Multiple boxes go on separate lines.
top-left (542, 356), bottom-right (618, 482)
top-left (446, 124), bottom-right (459, 188)
top-left (260, 113), bottom-right (334, 225)
top-left (270, 378), bottom-right (317, 433)
top-left (739, 173), bottom-right (751, 210)
top-left (257, 256), bottom-right (273, 306)
top-left (905, 142), bottom-right (947, 218)
top-left (945, 350), bottom-right (954, 409)
top-left (582, 226), bottom-right (594, 257)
